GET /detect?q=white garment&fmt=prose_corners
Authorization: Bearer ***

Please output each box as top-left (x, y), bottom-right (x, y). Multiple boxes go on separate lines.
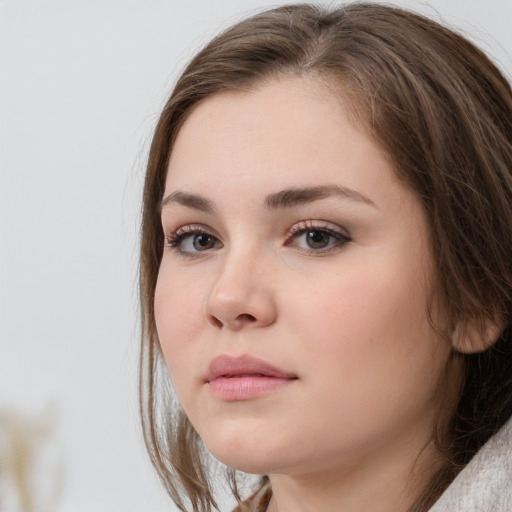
top-left (430, 415), bottom-right (512, 511)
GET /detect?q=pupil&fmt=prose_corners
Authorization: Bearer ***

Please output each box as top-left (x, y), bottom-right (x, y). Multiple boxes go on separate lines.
top-left (307, 230), bottom-right (329, 248)
top-left (194, 234), bottom-right (214, 250)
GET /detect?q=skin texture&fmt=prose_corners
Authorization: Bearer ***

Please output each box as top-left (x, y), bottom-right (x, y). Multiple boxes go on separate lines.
top-left (154, 77), bottom-right (456, 512)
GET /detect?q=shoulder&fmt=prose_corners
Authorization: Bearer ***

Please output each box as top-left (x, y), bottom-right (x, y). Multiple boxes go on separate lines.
top-left (430, 415), bottom-right (512, 511)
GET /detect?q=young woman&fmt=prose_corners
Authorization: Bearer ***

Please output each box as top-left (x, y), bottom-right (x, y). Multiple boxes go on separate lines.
top-left (139, 3), bottom-right (512, 511)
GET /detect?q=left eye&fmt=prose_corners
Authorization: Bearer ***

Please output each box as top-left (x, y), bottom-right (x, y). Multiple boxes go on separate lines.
top-left (288, 227), bottom-right (351, 252)
top-left (301, 230), bottom-right (333, 249)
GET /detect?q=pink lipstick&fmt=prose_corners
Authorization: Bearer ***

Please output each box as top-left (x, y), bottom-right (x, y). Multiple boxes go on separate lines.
top-left (205, 355), bottom-right (297, 401)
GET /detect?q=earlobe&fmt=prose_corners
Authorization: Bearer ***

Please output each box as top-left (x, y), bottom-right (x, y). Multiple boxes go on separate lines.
top-left (452, 315), bottom-right (505, 354)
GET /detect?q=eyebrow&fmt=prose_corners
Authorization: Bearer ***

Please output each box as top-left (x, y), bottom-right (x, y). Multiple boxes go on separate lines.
top-left (159, 185), bottom-right (376, 213)
top-left (159, 191), bottom-right (215, 213)
top-left (264, 185), bottom-right (376, 209)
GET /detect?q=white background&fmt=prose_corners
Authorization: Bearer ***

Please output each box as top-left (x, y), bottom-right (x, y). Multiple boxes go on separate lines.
top-left (1, 1), bottom-right (511, 511)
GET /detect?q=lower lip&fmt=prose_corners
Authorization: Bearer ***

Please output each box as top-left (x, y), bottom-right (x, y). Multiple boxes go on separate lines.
top-left (208, 376), bottom-right (295, 401)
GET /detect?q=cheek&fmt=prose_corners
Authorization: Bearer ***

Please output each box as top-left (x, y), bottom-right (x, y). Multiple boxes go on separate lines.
top-left (288, 256), bottom-right (444, 409)
top-left (290, 256), bottom-right (429, 347)
top-left (154, 266), bottom-right (205, 392)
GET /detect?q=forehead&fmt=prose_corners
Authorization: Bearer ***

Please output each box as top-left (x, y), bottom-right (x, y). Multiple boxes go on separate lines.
top-left (164, 77), bottom-right (395, 198)
top-left (171, 77), bottom-right (344, 163)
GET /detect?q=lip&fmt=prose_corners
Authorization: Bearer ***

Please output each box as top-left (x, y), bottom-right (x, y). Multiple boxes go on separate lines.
top-left (205, 354), bottom-right (297, 401)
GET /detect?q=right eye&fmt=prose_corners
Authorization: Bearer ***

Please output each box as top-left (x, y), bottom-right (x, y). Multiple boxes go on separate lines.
top-left (166, 227), bottom-right (222, 255)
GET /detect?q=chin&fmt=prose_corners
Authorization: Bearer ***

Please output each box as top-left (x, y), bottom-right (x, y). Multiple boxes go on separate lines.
top-left (200, 425), bottom-right (292, 475)
top-left (210, 448), bottom-right (284, 475)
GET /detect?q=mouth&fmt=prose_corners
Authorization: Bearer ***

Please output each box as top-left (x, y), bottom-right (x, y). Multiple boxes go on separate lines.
top-left (205, 354), bottom-right (298, 401)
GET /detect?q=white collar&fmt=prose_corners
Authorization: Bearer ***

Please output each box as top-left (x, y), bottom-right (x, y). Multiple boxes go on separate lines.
top-left (430, 415), bottom-right (512, 511)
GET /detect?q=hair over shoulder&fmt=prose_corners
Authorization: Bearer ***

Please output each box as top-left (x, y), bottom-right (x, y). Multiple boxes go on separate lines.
top-left (139, 3), bottom-right (512, 511)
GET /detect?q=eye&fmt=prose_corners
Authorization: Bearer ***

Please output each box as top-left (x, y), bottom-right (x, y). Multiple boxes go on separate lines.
top-left (166, 226), bottom-right (222, 255)
top-left (302, 230), bottom-right (333, 249)
top-left (285, 222), bottom-right (351, 253)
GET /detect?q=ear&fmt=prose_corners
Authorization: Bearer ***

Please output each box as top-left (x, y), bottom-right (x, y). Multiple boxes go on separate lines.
top-left (452, 314), bottom-right (505, 354)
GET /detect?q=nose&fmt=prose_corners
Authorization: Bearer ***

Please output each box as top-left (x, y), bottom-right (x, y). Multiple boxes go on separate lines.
top-left (205, 249), bottom-right (277, 331)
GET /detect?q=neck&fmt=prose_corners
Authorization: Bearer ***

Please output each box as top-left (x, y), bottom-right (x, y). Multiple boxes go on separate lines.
top-left (265, 436), bottom-right (443, 512)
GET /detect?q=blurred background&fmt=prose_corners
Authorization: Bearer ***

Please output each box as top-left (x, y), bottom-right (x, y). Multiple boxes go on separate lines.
top-left (1, 0), bottom-right (511, 510)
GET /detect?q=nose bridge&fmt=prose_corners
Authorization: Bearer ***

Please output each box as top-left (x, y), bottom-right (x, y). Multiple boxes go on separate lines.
top-left (205, 239), bottom-right (276, 330)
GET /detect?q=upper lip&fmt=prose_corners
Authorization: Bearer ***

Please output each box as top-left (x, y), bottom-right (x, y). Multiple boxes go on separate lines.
top-left (205, 354), bottom-right (297, 382)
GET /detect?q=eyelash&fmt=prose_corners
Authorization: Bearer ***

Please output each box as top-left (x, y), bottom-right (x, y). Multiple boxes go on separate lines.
top-left (165, 224), bottom-right (218, 256)
top-left (285, 221), bottom-right (352, 254)
top-left (164, 221), bottom-right (352, 257)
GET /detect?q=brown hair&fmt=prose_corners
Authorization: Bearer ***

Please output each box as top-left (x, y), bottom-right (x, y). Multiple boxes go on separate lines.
top-left (139, 3), bottom-right (512, 511)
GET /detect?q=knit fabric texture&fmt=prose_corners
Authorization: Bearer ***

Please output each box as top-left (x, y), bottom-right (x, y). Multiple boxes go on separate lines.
top-left (430, 415), bottom-right (512, 511)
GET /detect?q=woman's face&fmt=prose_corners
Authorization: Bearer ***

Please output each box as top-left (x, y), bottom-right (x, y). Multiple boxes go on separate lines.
top-left (155, 77), bottom-right (453, 478)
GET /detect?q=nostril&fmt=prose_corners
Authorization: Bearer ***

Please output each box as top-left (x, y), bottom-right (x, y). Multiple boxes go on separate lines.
top-left (238, 313), bottom-right (256, 322)
top-left (207, 313), bottom-right (256, 329)
top-left (209, 315), bottom-right (223, 329)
